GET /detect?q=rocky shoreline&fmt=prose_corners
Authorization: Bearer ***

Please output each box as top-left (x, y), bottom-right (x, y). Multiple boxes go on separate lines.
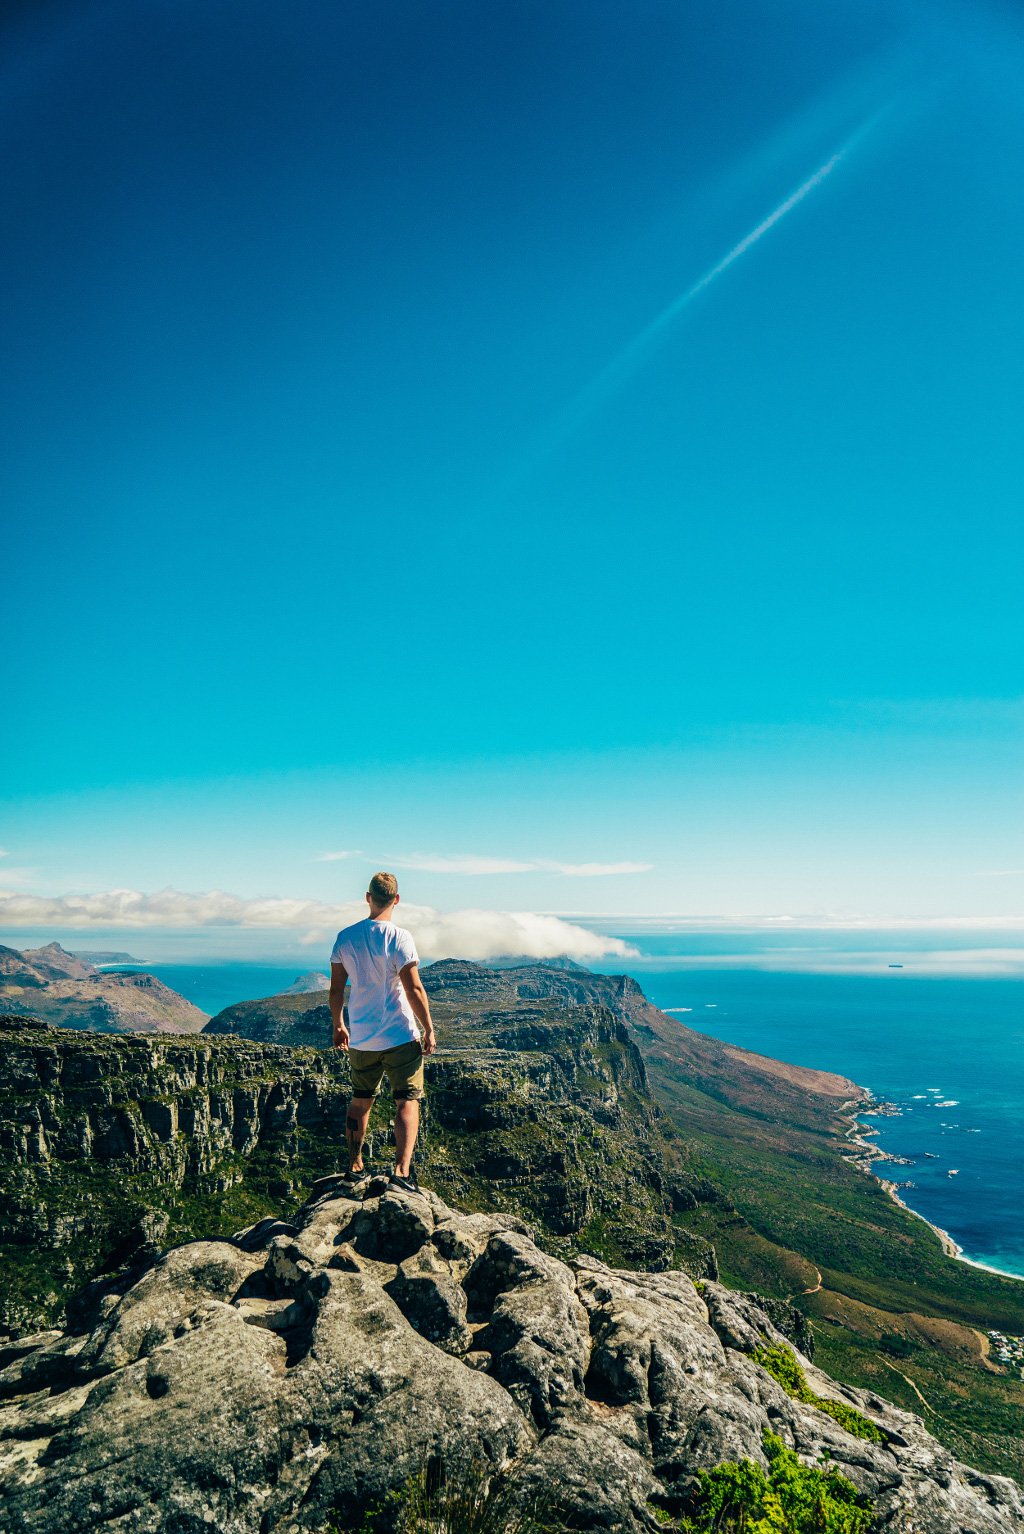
top-left (843, 1096), bottom-right (967, 1261)
top-left (843, 1096), bottom-right (1022, 1282)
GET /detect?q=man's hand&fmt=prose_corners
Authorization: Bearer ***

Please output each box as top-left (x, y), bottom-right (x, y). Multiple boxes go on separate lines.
top-left (421, 1023), bottom-right (436, 1056)
top-left (329, 961), bottom-right (350, 1051)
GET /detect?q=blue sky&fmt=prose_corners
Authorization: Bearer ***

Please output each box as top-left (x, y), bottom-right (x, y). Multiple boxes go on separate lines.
top-left (3, 0), bottom-right (1023, 957)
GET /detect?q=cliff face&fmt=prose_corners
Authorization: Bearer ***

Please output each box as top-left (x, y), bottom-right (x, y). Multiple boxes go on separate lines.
top-left (206, 958), bottom-right (862, 1128)
top-left (1, 1177), bottom-right (1020, 1533)
top-left (0, 1005), bottom-right (707, 1337)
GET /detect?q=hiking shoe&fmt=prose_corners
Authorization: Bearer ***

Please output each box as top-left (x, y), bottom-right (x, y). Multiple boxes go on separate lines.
top-left (388, 1171), bottom-right (420, 1195)
top-left (341, 1168), bottom-right (368, 1186)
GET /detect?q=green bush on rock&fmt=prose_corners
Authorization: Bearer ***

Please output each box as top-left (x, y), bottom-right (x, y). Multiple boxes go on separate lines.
top-left (328, 1437), bottom-right (873, 1534)
top-left (752, 1342), bottom-right (885, 1445)
top-left (678, 1431), bottom-right (875, 1533)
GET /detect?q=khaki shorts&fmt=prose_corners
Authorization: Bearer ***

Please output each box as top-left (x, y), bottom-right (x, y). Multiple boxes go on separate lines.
top-left (348, 1040), bottom-right (425, 1102)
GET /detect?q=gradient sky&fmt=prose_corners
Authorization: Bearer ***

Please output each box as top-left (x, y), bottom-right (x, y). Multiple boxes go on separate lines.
top-left (3, 0), bottom-right (1024, 951)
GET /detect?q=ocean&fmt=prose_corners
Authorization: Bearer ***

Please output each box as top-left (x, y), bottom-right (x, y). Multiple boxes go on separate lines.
top-left (594, 950), bottom-right (1024, 1281)
top-left (135, 949), bottom-right (1024, 1279)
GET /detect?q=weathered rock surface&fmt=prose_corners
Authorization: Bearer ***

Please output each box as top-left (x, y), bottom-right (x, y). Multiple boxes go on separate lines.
top-left (1, 1181), bottom-right (1020, 1533)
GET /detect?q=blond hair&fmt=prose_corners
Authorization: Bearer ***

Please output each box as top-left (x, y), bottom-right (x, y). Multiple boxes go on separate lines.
top-left (367, 871), bottom-right (399, 908)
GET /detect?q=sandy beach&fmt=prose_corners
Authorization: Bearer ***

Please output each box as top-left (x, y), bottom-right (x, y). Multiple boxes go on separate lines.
top-left (879, 1177), bottom-right (962, 1259)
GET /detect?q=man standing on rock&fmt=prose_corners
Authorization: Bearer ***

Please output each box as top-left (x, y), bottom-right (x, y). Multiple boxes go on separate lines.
top-left (329, 872), bottom-right (436, 1193)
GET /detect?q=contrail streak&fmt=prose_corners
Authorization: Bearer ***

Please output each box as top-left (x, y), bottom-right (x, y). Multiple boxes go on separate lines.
top-left (505, 115), bottom-right (883, 485)
top-left (566, 149), bottom-right (847, 428)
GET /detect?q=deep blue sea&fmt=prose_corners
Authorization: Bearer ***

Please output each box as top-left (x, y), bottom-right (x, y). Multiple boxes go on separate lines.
top-left (134, 951), bottom-right (1024, 1279)
top-left (592, 952), bottom-right (1024, 1281)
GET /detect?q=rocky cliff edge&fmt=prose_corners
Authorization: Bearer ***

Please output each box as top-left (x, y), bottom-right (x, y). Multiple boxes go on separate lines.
top-left (1, 1177), bottom-right (1021, 1533)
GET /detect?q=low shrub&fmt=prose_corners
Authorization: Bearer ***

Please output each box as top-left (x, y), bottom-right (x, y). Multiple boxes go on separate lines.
top-left (752, 1341), bottom-right (885, 1445)
top-left (879, 1334), bottom-right (916, 1359)
top-left (679, 1430), bottom-right (875, 1533)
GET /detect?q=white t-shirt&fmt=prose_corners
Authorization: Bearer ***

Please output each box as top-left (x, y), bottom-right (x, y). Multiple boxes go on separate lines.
top-left (329, 918), bottom-right (421, 1051)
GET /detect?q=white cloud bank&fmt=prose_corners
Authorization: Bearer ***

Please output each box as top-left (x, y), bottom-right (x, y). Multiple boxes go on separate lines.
top-left (317, 850), bottom-right (652, 877)
top-left (0, 888), bottom-right (635, 963)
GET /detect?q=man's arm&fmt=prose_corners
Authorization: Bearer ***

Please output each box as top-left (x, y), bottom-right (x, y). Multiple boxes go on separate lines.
top-left (329, 962), bottom-right (349, 1050)
top-left (399, 963), bottom-right (436, 1055)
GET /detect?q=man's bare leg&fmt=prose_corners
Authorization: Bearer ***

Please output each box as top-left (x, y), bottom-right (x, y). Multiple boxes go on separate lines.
top-left (394, 1098), bottom-right (420, 1178)
top-left (346, 1098), bottom-right (373, 1173)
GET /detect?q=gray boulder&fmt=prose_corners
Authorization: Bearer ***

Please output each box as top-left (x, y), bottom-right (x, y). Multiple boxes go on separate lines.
top-left (0, 1182), bottom-right (1021, 1533)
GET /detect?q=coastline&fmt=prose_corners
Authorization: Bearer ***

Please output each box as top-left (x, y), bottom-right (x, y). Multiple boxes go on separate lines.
top-left (841, 1095), bottom-right (1024, 1286)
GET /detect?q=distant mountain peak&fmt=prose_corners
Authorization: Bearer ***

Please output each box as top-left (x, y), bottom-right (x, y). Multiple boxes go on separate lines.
top-left (22, 943), bottom-right (96, 980)
top-left (0, 942), bottom-right (205, 1033)
top-left (282, 971), bottom-right (330, 995)
top-left (71, 949), bottom-right (145, 965)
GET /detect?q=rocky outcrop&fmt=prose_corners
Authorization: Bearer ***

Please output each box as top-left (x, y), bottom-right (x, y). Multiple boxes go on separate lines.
top-left (203, 992), bottom-right (331, 1046)
top-left (1, 1179), bottom-right (1020, 1533)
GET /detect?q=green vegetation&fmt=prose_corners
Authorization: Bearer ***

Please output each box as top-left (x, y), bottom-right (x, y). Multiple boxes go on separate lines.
top-left (677, 1432), bottom-right (874, 1533)
top-left (879, 1334), bottom-right (917, 1359)
top-left (808, 1317), bottom-right (1024, 1485)
top-left (751, 1342), bottom-right (884, 1444)
top-left (379, 1462), bottom-right (554, 1534)
top-left (608, 990), bottom-right (1024, 1482)
top-left (0, 1008), bottom-right (701, 1334)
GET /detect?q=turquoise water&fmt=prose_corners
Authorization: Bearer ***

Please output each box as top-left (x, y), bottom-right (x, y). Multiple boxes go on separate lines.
top-left (140, 963), bottom-right (318, 1019)
top-left (140, 954), bottom-right (1024, 1279)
